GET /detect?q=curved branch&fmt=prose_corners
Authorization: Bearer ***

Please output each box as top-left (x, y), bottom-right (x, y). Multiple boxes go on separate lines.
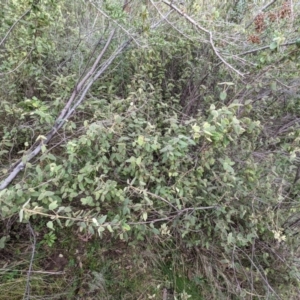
top-left (162, 0), bottom-right (244, 77)
top-left (0, 8), bottom-right (31, 47)
top-left (245, 0), bottom-right (278, 29)
top-left (0, 48), bottom-right (34, 76)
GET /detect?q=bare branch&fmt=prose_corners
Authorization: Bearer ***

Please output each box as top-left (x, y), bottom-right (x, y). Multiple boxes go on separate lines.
top-left (128, 186), bottom-right (179, 212)
top-left (0, 30), bottom-right (119, 190)
top-left (0, 8), bottom-right (31, 47)
top-left (162, 0), bottom-right (244, 77)
top-left (238, 40), bottom-right (299, 56)
top-left (245, 0), bottom-right (278, 29)
top-left (236, 246), bottom-right (281, 299)
top-left (23, 222), bottom-right (36, 300)
top-left (149, 0), bottom-right (196, 41)
top-left (0, 13), bottom-right (156, 191)
top-left (56, 29), bottom-right (116, 127)
top-left (0, 48), bottom-right (34, 76)
top-left (88, 1), bottom-right (140, 46)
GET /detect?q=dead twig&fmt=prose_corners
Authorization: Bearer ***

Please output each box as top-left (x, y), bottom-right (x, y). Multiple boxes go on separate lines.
top-left (162, 0), bottom-right (244, 77)
top-left (245, 0), bottom-right (278, 29)
top-left (0, 30), bottom-right (117, 190)
top-left (23, 221), bottom-right (36, 300)
top-left (0, 8), bottom-right (31, 47)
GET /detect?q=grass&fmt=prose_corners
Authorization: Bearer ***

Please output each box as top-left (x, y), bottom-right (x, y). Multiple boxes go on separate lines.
top-left (0, 221), bottom-right (206, 300)
top-left (2, 219), bottom-right (299, 299)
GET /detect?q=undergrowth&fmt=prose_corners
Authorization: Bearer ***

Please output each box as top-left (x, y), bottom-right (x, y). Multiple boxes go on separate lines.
top-left (1, 0), bottom-right (300, 299)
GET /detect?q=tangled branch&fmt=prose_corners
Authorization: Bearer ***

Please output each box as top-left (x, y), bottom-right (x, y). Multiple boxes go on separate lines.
top-left (162, 0), bottom-right (244, 77)
top-left (0, 30), bottom-right (118, 190)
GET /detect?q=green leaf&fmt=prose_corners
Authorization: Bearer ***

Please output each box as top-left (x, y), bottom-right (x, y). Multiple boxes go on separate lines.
top-left (137, 135), bottom-right (145, 146)
top-left (49, 201), bottom-right (58, 210)
top-left (78, 174), bottom-right (84, 182)
top-left (220, 91), bottom-right (227, 101)
top-left (81, 196), bottom-right (94, 206)
top-left (136, 156), bottom-right (142, 166)
top-left (41, 144), bottom-right (47, 153)
top-left (38, 191), bottom-right (54, 200)
top-left (0, 236), bottom-right (7, 249)
top-left (269, 42), bottom-right (277, 50)
top-left (47, 221), bottom-right (54, 230)
top-left (142, 211), bottom-right (147, 221)
top-left (107, 224), bottom-right (113, 232)
top-left (160, 145), bottom-right (173, 153)
top-left (126, 156), bottom-right (136, 163)
top-left (98, 226), bottom-right (105, 233)
top-left (98, 215), bottom-right (107, 225)
top-left (122, 223), bottom-right (131, 231)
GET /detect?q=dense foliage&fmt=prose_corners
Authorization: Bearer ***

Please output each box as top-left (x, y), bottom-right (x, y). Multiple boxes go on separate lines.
top-left (1, 0), bottom-right (300, 299)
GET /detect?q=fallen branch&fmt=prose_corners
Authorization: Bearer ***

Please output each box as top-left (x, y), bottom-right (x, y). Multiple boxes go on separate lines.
top-left (0, 30), bottom-right (121, 190)
top-left (0, 1), bottom-right (176, 190)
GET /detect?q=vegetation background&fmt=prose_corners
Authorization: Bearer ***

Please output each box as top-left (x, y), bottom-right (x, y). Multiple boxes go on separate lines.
top-left (0, 0), bottom-right (300, 299)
